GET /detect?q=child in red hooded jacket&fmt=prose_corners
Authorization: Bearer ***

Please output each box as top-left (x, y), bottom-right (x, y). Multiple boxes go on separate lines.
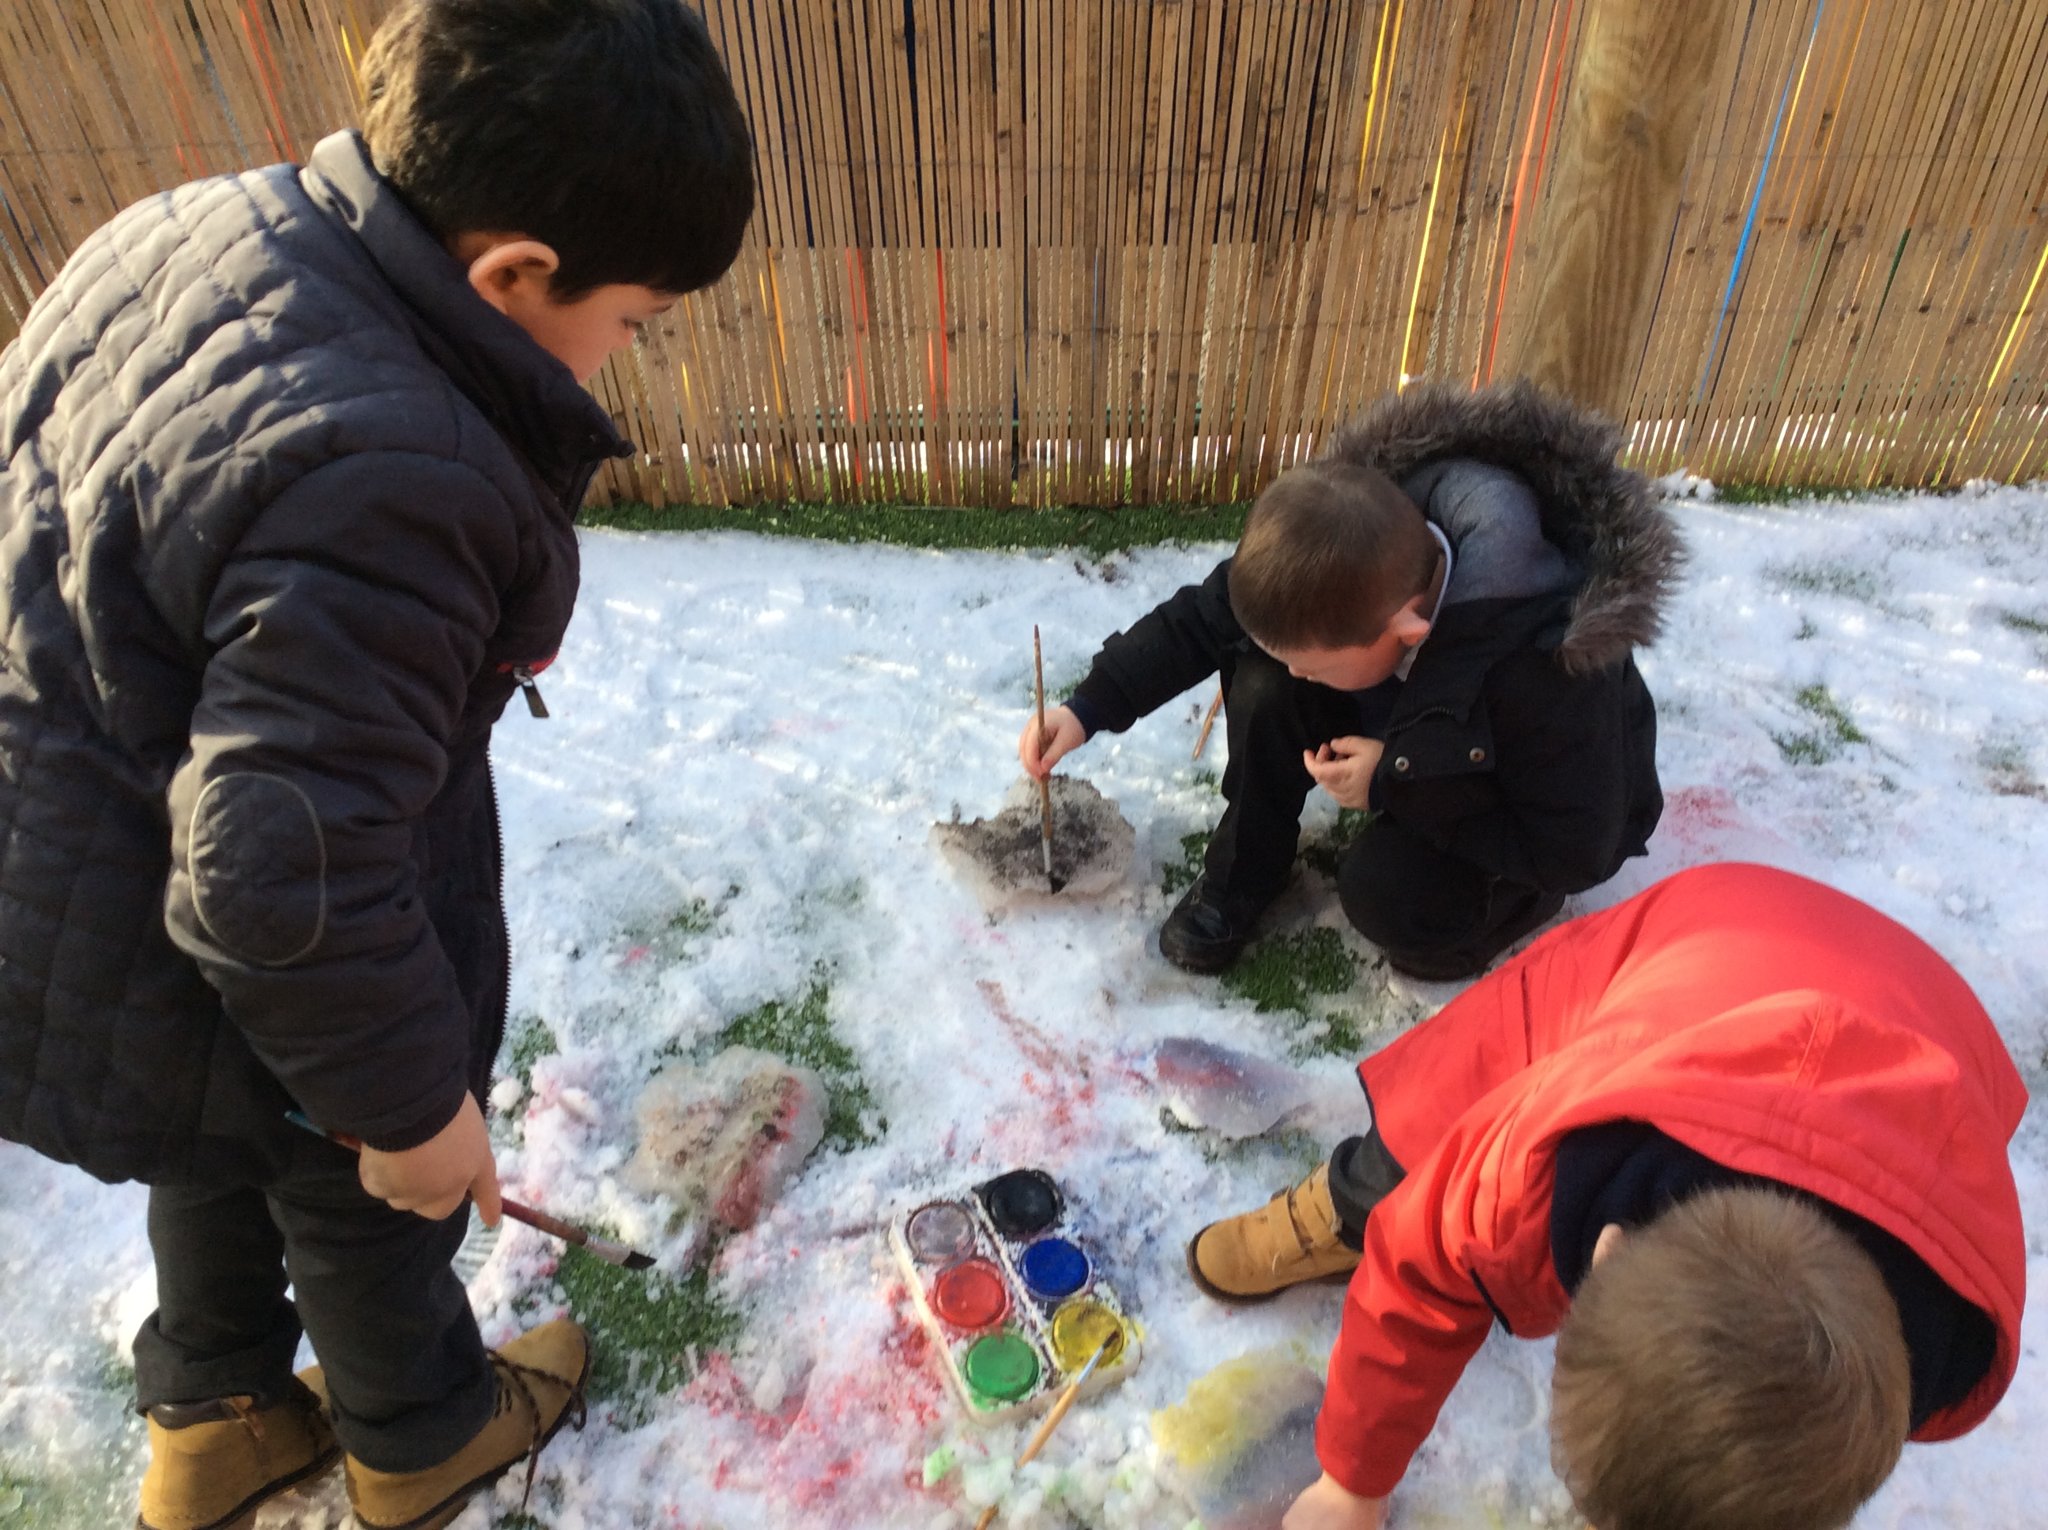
top-left (1187, 862), bottom-right (2025, 1530)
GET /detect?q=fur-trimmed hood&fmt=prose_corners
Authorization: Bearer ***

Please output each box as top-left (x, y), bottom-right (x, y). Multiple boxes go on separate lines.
top-left (1324, 380), bottom-right (1685, 672)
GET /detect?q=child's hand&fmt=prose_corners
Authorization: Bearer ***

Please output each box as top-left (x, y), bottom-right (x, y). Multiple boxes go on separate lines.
top-left (357, 1092), bottom-right (503, 1226)
top-left (1282, 1475), bottom-right (1390, 1530)
top-left (1019, 704), bottom-right (1087, 780)
top-left (1303, 736), bottom-right (1383, 810)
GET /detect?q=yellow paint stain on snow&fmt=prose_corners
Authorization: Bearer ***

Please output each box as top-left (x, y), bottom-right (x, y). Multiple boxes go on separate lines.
top-left (1151, 1345), bottom-right (1318, 1472)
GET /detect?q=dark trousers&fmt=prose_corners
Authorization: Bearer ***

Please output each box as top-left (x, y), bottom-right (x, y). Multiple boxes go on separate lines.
top-left (1211, 646), bottom-right (1561, 979)
top-left (133, 1136), bottom-right (494, 1473)
top-left (1328, 1126), bottom-right (1408, 1250)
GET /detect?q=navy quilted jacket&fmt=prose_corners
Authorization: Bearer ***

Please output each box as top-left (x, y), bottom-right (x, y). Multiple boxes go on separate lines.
top-left (0, 131), bottom-right (628, 1184)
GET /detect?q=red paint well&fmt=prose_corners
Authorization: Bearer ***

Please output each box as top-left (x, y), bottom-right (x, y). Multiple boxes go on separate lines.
top-left (930, 1258), bottom-right (1009, 1330)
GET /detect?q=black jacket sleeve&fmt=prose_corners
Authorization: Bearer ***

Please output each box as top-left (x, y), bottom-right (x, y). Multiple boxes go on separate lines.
top-left (1065, 557), bottom-right (1244, 734)
top-left (162, 452), bottom-right (517, 1153)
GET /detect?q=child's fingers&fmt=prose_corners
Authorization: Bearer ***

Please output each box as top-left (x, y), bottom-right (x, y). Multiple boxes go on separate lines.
top-left (471, 1159), bottom-right (503, 1228)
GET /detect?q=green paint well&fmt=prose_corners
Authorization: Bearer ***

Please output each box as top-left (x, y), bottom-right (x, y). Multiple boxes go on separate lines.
top-left (962, 1331), bottom-right (1041, 1403)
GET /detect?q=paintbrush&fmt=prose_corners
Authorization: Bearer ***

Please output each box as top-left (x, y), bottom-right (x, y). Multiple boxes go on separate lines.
top-left (1191, 686), bottom-right (1223, 761)
top-left (285, 1110), bottom-right (655, 1271)
top-left (1032, 624), bottom-right (1060, 893)
top-left (971, 1330), bottom-right (1121, 1530)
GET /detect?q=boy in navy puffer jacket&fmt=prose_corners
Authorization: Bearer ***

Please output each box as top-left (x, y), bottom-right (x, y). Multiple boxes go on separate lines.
top-left (0, 4), bottom-right (752, 1525)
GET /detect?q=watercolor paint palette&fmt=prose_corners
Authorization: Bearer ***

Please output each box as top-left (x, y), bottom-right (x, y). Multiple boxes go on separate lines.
top-left (889, 1167), bottom-right (1141, 1422)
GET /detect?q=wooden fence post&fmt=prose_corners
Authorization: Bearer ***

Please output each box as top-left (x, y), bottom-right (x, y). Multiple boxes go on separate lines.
top-left (1501, 0), bottom-right (1735, 413)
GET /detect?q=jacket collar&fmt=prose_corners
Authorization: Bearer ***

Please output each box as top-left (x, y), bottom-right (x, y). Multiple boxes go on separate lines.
top-left (1390, 590), bottom-right (1568, 729)
top-left (298, 131), bottom-right (631, 500)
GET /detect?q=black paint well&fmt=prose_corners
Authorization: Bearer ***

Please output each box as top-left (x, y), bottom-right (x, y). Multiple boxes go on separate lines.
top-left (976, 1168), bottom-right (1063, 1239)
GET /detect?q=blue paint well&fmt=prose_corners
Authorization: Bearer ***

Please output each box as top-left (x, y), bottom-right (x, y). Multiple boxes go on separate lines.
top-left (1020, 1236), bottom-right (1090, 1300)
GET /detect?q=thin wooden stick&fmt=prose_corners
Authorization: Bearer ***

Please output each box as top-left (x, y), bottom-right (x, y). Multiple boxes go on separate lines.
top-left (1033, 624), bottom-right (1056, 890)
top-left (1191, 686), bottom-right (1224, 761)
top-left (970, 1333), bottom-right (1117, 1530)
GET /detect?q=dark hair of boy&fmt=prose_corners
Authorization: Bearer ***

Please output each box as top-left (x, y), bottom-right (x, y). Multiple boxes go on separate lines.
top-left (1227, 460), bottom-right (1443, 650)
top-left (1551, 1187), bottom-right (1912, 1530)
top-left (360, 0), bottom-right (755, 297)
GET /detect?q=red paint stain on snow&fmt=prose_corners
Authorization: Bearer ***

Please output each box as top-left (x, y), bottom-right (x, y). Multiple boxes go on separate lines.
top-left (976, 979), bottom-right (1072, 1077)
top-left (678, 1288), bottom-right (950, 1514)
top-left (1663, 785), bottom-right (1745, 845)
top-left (708, 1074), bottom-right (810, 1230)
top-left (952, 916), bottom-right (1012, 949)
top-left (976, 979), bottom-right (1103, 1148)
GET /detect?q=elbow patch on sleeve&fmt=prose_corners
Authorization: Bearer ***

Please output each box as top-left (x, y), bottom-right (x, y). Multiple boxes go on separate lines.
top-left (188, 772), bottom-right (328, 966)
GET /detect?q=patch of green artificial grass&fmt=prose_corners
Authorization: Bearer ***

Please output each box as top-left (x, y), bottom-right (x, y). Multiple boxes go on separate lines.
top-left (1300, 808), bottom-right (1375, 876)
top-left (1158, 1106), bottom-right (1327, 1171)
top-left (1713, 483), bottom-right (1889, 505)
top-left (549, 1255), bottom-right (743, 1413)
top-left (666, 895), bottom-right (720, 936)
top-left (1772, 683), bottom-right (1869, 766)
top-left (95, 1354), bottom-right (135, 1399)
top-left (0, 1463), bottom-right (136, 1529)
top-left (1980, 738), bottom-right (2047, 800)
top-left (1998, 609), bottom-right (2048, 637)
top-left (580, 499), bottom-right (1250, 553)
top-left (1160, 829), bottom-right (1211, 896)
top-left (1763, 560), bottom-right (1885, 604)
top-left (503, 1015), bottom-right (560, 1091)
top-left (710, 980), bottom-right (881, 1151)
top-left (1221, 927), bottom-right (1365, 1059)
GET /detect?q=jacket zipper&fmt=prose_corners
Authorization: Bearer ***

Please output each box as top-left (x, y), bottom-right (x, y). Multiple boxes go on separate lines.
top-left (485, 762), bottom-right (509, 1099)
top-left (510, 665), bottom-right (549, 718)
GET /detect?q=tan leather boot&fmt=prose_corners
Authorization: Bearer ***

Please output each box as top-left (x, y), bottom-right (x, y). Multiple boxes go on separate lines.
top-left (137, 1376), bottom-right (338, 1530)
top-left (1186, 1163), bottom-right (1361, 1302)
top-left (344, 1319), bottom-right (590, 1530)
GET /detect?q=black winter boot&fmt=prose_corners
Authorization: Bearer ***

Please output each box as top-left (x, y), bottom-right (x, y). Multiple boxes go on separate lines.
top-left (1159, 875), bottom-right (1268, 973)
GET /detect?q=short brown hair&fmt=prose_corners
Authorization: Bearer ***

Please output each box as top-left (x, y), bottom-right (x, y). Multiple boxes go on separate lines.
top-left (1551, 1187), bottom-right (1911, 1530)
top-left (360, 0), bottom-right (754, 298)
top-left (1226, 460), bottom-right (1438, 649)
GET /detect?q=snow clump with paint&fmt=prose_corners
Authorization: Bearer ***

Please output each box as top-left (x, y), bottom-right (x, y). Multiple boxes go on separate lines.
top-left (3, 483), bottom-right (2047, 1529)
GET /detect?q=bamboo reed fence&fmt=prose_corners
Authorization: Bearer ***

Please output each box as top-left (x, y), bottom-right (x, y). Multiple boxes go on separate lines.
top-left (5, 1), bottom-right (2048, 505)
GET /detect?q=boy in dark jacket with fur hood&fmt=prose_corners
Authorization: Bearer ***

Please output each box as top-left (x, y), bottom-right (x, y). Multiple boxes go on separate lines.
top-left (1022, 380), bottom-right (1682, 979)
top-left (0, 4), bottom-right (751, 1527)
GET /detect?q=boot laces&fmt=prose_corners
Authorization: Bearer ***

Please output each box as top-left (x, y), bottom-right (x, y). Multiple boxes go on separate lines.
top-left (485, 1348), bottom-right (588, 1508)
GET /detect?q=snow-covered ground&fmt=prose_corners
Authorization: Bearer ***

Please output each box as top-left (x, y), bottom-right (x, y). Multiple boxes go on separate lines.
top-left (3, 483), bottom-right (2045, 1529)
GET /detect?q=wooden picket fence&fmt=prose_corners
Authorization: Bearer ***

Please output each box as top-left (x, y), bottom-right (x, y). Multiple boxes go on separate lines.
top-left (5, 0), bottom-right (2048, 505)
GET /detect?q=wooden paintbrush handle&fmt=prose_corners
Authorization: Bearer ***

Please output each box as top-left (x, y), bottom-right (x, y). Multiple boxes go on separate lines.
top-left (1032, 624), bottom-right (1048, 742)
top-left (970, 1372), bottom-right (1088, 1528)
top-left (499, 1196), bottom-right (583, 1248)
top-left (1016, 1381), bottom-right (1084, 1466)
